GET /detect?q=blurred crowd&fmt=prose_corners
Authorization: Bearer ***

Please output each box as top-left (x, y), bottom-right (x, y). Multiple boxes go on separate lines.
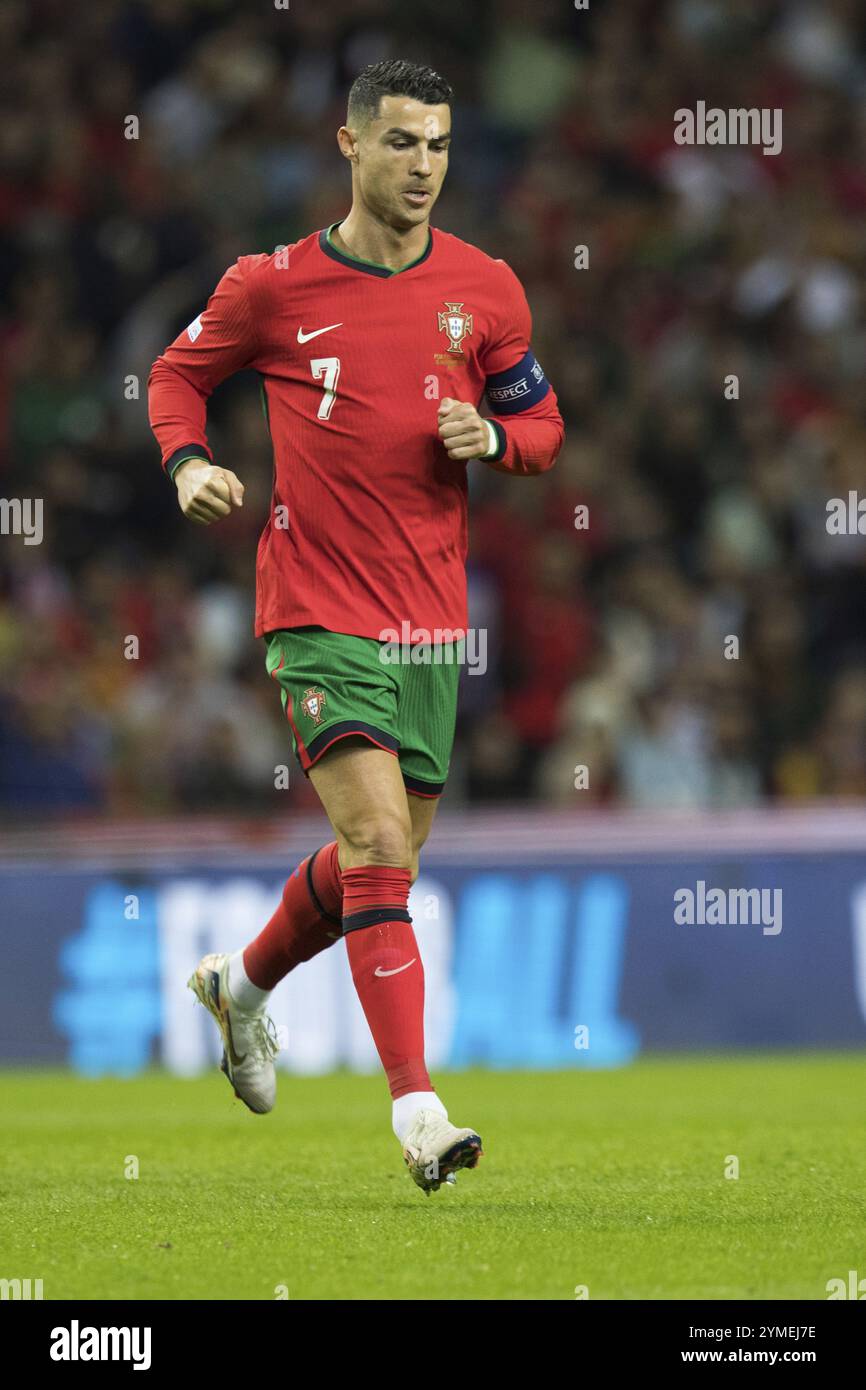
top-left (1, 0), bottom-right (866, 817)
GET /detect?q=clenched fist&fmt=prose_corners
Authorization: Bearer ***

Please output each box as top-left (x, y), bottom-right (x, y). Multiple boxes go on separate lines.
top-left (437, 398), bottom-right (495, 461)
top-left (174, 458), bottom-right (244, 525)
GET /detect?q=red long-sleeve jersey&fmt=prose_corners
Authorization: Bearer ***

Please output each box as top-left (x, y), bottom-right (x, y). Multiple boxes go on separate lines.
top-left (148, 223), bottom-right (563, 639)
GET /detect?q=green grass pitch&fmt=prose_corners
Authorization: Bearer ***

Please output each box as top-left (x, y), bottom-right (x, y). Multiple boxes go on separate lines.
top-left (1, 1054), bottom-right (863, 1300)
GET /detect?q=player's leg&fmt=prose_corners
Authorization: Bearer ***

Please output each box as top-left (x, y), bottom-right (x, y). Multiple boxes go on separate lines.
top-left (407, 789), bottom-right (440, 883)
top-left (308, 738), bottom-right (480, 1191)
top-left (398, 791), bottom-right (484, 1188)
top-left (308, 737), bottom-right (413, 868)
top-left (231, 845), bottom-right (343, 1005)
top-left (229, 768), bottom-right (439, 1022)
top-left (227, 632), bottom-right (444, 1019)
top-left (189, 628), bottom-right (400, 1113)
top-left (386, 639), bottom-right (482, 1188)
top-left (396, 643), bottom-right (485, 1187)
top-left (228, 628), bottom-right (412, 1006)
top-left (308, 740), bottom-right (426, 1121)
top-left (190, 841), bottom-right (345, 1115)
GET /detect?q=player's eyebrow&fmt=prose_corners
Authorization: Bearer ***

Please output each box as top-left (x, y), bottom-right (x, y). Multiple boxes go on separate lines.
top-left (383, 127), bottom-right (451, 141)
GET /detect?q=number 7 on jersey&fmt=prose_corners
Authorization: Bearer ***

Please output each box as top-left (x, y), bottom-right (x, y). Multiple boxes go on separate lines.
top-left (310, 356), bottom-right (341, 420)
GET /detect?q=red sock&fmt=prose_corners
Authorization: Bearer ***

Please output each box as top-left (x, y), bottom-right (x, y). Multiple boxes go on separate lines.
top-left (342, 865), bottom-right (431, 1098)
top-left (243, 842), bottom-right (343, 990)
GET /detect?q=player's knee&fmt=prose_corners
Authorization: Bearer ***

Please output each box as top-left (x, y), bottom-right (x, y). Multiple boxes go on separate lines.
top-left (341, 814), bottom-right (412, 869)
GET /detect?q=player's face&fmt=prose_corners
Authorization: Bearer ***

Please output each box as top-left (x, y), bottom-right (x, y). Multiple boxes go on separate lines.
top-left (356, 95), bottom-right (451, 229)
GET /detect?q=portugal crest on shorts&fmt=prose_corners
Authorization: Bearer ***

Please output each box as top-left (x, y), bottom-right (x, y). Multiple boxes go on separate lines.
top-left (438, 301), bottom-right (473, 355)
top-left (300, 687), bottom-right (326, 724)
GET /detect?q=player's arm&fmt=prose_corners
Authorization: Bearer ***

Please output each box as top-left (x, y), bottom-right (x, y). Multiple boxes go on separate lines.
top-left (147, 257), bottom-right (263, 523)
top-left (437, 262), bottom-right (563, 475)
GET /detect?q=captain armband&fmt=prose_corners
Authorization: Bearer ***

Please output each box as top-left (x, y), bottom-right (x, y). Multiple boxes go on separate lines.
top-left (484, 349), bottom-right (551, 415)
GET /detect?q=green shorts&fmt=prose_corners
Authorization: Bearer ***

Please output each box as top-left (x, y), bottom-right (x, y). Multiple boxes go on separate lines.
top-left (264, 626), bottom-right (462, 797)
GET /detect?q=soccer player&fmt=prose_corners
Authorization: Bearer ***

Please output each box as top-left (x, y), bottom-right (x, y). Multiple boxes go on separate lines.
top-left (148, 59), bottom-right (564, 1193)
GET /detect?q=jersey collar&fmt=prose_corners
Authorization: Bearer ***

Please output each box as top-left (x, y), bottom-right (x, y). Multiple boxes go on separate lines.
top-left (318, 221), bottom-right (433, 277)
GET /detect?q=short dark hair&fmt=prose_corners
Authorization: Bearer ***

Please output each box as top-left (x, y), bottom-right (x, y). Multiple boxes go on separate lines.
top-left (347, 59), bottom-right (453, 127)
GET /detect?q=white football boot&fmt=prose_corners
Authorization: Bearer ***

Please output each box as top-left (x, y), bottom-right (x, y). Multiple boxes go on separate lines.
top-left (188, 952), bottom-right (279, 1114)
top-left (401, 1108), bottom-right (483, 1194)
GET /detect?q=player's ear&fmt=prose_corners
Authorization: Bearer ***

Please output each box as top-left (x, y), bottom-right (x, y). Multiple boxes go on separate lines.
top-left (337, 126), bottom-right (359, 162)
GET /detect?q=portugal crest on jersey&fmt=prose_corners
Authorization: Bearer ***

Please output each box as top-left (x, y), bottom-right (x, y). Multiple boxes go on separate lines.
top-left (300, 687), bottom-right (326, 724)
top-left (438, 301), bottom-right (473, 355)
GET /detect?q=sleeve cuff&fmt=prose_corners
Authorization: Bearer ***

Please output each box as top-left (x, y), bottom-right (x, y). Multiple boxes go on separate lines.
top-left (480, 420), bottom-right (507, 462)
top-left (166, 444), bottom-right (212, 481)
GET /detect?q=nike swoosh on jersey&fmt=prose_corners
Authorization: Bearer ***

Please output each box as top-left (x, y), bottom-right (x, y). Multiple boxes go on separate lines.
top-left (297, 323), bottom-right (343, 343)
top-left (374, 958), bottom-right (417, 978)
